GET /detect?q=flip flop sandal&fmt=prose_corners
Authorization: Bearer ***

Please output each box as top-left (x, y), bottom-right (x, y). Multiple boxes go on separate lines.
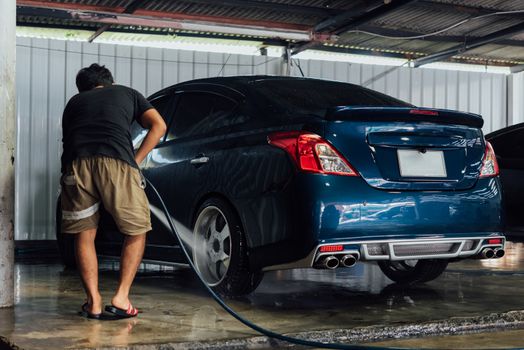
top-left (80, 302), bottom-right (119, 320)
top-left (105, 304), bottom-right (139, 318)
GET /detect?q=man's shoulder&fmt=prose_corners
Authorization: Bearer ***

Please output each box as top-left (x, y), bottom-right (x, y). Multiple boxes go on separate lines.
top-left (111, 84), bottom-right (141, 96)
top-left (65, 92), bottom-right (83, 109)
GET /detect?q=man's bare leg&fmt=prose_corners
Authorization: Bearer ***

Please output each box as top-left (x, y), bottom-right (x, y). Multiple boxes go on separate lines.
top-left (111, 234), bottom-right (146, 310)
top-left (75, 228), bottom-right (102, 314)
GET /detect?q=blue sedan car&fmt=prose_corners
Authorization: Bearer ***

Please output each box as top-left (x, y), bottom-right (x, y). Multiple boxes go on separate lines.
top-left (57, 76), bottom-right (505, 296)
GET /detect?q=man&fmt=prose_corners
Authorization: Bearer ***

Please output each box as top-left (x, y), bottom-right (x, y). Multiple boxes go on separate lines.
top-left (60, 63), bottom-right (166, 319)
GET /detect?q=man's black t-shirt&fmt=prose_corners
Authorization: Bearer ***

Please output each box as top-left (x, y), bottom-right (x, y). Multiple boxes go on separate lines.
top-left (61, 85), bottom-right (153, 172)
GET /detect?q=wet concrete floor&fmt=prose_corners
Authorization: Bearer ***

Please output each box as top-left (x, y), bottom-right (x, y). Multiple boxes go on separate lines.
top-left (1, 240), bottom-right (524, 349)
top-left (367, 329), bottom-right (524, 349)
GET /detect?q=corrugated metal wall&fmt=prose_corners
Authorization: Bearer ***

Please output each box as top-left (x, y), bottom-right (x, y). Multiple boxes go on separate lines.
top-left (15, 37), bottom-right (509, 240)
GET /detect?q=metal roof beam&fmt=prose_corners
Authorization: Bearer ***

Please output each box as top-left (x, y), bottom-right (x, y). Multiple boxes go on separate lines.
top-left (88, 0), bottom-right (150, 42)
top-left (16, 20), bottom-right (292, 47)
top-left (17, 4), bottom-right (312, 41)
top-left (291, 0), bottom-right (417, 56)
top-left (88, 25), bottom-right (110, 42)
top-left (413, 21), bottom-right (524, 67)
top-left (356, 25), bottom-right (524, 47)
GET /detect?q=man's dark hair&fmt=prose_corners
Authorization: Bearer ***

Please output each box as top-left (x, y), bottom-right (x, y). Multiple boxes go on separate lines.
top-left (76, 64), bottom-right (114, 92)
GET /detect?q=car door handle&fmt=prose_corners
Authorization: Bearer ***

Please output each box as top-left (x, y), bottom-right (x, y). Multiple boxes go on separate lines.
top-left (190, 156), bottom-right (210, 165)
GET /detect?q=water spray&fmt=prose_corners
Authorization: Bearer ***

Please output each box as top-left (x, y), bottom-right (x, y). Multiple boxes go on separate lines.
top-left (145, 178), bottom-right (388, 350)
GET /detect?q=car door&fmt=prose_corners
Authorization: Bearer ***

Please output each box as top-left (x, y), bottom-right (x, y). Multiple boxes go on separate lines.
top-left (141, 86), bottom-right (240, 262)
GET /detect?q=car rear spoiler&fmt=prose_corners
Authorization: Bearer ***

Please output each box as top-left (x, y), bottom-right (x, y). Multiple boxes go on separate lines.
top-left (325, 106), bottom-right (484, 128)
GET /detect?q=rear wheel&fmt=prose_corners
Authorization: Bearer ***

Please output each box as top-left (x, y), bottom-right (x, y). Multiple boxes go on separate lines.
top-left (55, 196), bottom-right (76, 268)
top-left (378, 259), bottom-right (448, 284)
top-left (193, 198), bottom-right (263, 297)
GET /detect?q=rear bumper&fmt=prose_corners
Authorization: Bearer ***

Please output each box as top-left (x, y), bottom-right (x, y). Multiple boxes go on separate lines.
top-left (294, 174), bottom-right (503, 241)
top-left (246, 171), bottom-right (503, 270)
top-left (263, 235), bottom-right (505, 271)
top-left (259, 174), bottom-right (504, 271)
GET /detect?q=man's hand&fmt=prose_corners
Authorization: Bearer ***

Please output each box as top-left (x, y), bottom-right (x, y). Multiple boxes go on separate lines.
top-left (134, 108), bottom-right (167, 166)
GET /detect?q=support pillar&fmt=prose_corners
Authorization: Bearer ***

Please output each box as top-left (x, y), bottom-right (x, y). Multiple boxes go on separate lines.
top-left (0, 0), bottom-right (16, 308)
top-left (282, 47), bottom-right (292, 76)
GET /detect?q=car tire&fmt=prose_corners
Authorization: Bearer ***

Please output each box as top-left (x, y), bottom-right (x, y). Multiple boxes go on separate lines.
top-left (192, 197), bottom-right (263, 297)
top-left (377, 259), bottom-right (448, 284)
top-left (55, 196), bottom-right (76, 268)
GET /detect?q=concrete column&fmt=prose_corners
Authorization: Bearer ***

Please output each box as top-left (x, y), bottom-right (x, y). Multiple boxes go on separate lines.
top-left (0, 0), bottom-right (16, 308)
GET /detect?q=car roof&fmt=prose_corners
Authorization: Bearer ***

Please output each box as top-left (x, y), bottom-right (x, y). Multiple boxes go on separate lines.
top-left (148, 75), bottom-right (359, 99)
top-left (486, 122), bottom-right (524, 140)
top-left (177, 75), bottom-right (330, 86)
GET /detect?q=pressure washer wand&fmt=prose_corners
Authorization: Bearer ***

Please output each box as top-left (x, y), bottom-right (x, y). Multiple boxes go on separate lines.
top-left (145, 178), bottom-right (386, 350)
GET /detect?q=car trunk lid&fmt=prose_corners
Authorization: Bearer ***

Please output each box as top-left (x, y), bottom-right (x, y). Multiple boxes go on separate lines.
top-left (324, 107), bottom-right (485, 191)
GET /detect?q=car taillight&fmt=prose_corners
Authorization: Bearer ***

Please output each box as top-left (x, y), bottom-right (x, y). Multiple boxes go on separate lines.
top-left (409, 109), bottom-right (439, 116)
top-left (479, 141), bottom-right (499, 178)
top-left (268, 131), bottom-right (358, 176)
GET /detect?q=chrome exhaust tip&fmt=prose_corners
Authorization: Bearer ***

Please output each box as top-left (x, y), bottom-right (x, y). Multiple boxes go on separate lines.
top-left (494, 248), bottom-right (505, 258)
top-left (480, 248), bottom-right (495, 259)
top-left (324, 256), bottom-right (340, 270)
top-left (340, 254), bottom-right (357, 268)
top-left (314, 256), bottom-right (340, 269)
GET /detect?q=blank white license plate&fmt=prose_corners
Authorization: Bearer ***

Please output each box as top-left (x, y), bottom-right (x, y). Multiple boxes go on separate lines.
top-left (397, 149), bottom-right (447, 178)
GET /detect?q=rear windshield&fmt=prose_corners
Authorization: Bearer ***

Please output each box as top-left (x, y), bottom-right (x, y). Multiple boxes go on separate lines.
top-left (253, 79), bottom-right (411, 117)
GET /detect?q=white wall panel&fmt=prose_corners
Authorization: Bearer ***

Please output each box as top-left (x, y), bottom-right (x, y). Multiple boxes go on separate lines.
top-left (64, 41), bottom-right (82, 103)
top-left (98, 43), bottom-right (116, 73)
top-left (162, 49), bottom-right (179, 87)
top-left (131, 46), bottom-right (147, 94)
top-left (146, 47), bottom-right (163, 95)
top-left (15, 38), bottom-right (510, 240)
top-left (15, 37), bottom-right (31, 240)
top-left (493, 74), bottom-right (507, 131)
top-left (434, 69), bottom-right (446, 109)
top-left (115, 45), bottom-right (132, 87)
top-left (29, 38), bottom-right (49, 240)
top-left (194, 51), bottom-right (209, 79)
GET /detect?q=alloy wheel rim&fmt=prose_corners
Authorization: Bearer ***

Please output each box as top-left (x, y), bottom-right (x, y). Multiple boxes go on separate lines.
top-left (193, 206), bottom-right (232, 286)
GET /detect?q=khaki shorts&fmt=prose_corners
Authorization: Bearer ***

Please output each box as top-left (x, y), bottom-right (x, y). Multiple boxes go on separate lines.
top-left (61, 156), bottom-right (152, 235)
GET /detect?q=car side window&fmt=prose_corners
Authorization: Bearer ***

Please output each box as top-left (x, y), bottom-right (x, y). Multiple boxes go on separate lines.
top-left (131, 94), bottom-right (174, 149)
top-left (165, 92), bottom-right (237, 141)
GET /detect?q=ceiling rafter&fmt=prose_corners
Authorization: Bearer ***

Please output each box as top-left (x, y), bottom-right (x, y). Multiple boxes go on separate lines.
top-left (290, 0), bottom-right (418, 56)
top-left (350, 25), bottom-right (524, 48)
top-left (413, 21), bottom-right (524, 67)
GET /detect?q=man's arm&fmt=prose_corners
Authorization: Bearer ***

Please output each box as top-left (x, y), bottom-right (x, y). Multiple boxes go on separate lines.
top-left (134, 108), bottom-right (167, 166)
